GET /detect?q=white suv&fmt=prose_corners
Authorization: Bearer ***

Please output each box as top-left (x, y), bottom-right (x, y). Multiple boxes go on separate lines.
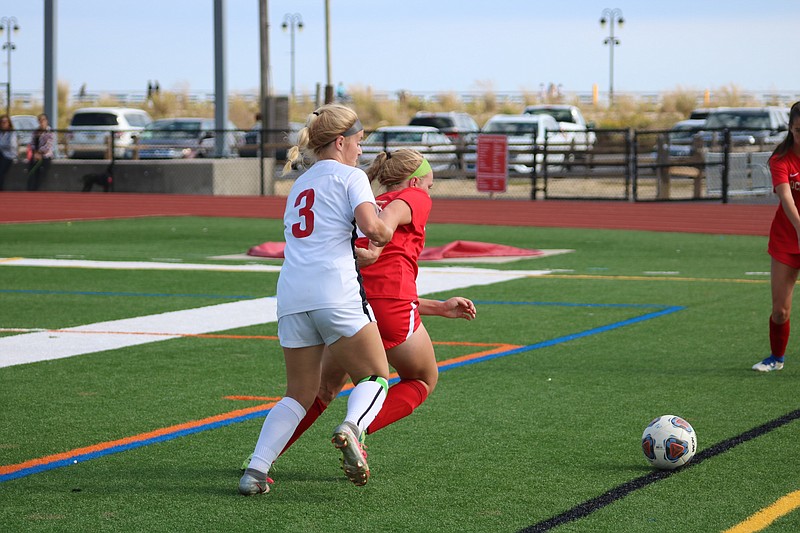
top-left (477, 114), bottom-right (568, 174)
top-left (523, 104), bottom-right (596, 151)
top-left (67, 107), bottom-right (152, 159)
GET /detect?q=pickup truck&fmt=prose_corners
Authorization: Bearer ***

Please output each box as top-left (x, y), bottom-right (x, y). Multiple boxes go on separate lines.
top-left (522, 104), bottom-right (596, 152)
top-left (695, 107), bottom-right (789, 148)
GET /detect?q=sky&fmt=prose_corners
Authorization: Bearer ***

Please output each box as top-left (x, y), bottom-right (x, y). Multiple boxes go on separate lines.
top-left (4, 0), bottom-right (800, 100)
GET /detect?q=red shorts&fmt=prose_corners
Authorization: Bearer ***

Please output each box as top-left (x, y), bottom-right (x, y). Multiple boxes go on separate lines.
top-left (369, 298), bottom-right (421, 351)
top-left (768, 247), bottom-right (800, 269)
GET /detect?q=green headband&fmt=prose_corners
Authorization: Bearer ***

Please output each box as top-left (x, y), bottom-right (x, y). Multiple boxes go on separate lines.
top-left (408, 158), bottom-right (432, 180)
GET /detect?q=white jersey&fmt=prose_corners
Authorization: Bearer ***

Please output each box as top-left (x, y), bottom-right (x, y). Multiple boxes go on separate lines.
top-left (276, 159), bottom-right (377, 318)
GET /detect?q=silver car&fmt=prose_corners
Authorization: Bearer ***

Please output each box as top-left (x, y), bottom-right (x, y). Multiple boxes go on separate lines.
top-left (136, 118), bottom-right (243, 159)
top-left (360, 125), bottom-right (458, 171)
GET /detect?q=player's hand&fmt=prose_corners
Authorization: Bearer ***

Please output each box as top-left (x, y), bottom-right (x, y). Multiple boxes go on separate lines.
top-left (356, 246), bottom-right (381, 267)
top-left (441, 297), bottom-right (477, 320)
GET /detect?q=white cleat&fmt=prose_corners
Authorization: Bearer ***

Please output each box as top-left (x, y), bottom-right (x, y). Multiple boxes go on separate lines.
top-left (332, 421), bottom-right (370, 486)
top-left (752, 356), bottom-right (784, 372)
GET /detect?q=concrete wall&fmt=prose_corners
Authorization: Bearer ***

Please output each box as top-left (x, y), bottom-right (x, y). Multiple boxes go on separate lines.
top-left (2, 158), bottom-right (275, 196)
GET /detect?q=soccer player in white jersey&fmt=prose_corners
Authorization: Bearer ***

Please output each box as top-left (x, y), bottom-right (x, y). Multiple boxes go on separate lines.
top-left (239, 104), bottom-right (393, 495)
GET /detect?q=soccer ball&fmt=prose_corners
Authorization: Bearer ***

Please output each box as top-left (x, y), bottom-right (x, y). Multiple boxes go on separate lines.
top-left (641, 415), bottom-right (697, 470)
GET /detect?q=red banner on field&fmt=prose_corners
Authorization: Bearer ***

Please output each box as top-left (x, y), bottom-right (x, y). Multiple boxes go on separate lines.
top-left (476, 134), bottom-right (508, 193)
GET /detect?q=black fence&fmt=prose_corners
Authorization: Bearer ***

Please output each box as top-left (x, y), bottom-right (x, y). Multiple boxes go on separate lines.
top-left (5, 127), bottom-right (781, 203)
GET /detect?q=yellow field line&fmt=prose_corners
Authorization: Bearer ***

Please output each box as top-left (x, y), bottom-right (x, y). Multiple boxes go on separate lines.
top-left (723, 490), bottom-right (800, 533)
top-left (542, 273), bottom-right (768, 284)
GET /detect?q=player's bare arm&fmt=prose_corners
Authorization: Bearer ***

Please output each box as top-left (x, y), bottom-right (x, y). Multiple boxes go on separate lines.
top-left (418, 297), bottom-right (477, 320)
top-left (354, 202), bottom-right (393, 247)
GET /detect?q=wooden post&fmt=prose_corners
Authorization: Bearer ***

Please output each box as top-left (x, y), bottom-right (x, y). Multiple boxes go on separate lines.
top-left (692, 136), bottom-right (705, 199)
top-left (656, 133), bottom-right (670, 200)
top-left (105, 134), bottom-right (113, 160)
top-left (131, 135), bottom-right (140, 160)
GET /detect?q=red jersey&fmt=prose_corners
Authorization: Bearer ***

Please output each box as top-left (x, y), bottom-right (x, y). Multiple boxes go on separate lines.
top-left (768, 150), bottom-right (800, 254)
top-left (357, 187), bottom-right (432, 300)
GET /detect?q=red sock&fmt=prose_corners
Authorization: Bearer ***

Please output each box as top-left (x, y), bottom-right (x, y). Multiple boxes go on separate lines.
top-left (367, 379), bottom-right (428, 434)
top-left (279, 396), bottom-right (328, 456)
top-left (769, 317), bottom-right (790, 358)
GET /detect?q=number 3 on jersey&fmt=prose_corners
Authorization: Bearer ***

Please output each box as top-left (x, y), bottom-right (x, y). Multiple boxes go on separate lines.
top-left (292, 189), bottom-right (315, 238)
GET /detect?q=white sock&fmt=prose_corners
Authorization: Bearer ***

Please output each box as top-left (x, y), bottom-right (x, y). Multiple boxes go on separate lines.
top-left (248, 396), bottom-right (306, 473)
top-left (345, 380), bottom-right (387, 435)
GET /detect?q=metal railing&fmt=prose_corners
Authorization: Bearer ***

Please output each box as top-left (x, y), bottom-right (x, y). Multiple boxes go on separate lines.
top-left (6, 126), bottom-right (782, 203)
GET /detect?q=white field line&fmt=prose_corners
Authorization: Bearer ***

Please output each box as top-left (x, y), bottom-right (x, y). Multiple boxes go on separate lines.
top-left (0, 258), bottom-right (550, 368)
top-left (0, 257), bottom-right (284, 272)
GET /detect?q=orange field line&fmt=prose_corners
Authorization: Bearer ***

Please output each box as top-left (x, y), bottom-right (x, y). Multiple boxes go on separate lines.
top-left (0, 402), bottom-right (278, 476)
top-left (439, 344), bottom-right (522, 366)
top-left (0, 328), bottom-right (514, 347)
top-left (1, 341), bottom-right (521, 478)
top-left (223, 395), bottom-right (283, 402)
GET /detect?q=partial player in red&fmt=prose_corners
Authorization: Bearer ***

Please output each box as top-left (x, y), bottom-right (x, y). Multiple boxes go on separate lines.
top-left (280, 148), bottom-right (476, 455)
top-left (754, 101), bottom-right (800, 372)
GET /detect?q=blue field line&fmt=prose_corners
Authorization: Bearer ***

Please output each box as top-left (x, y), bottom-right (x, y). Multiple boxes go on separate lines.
top-left (0, 408), bottom-right (275, 482)
top-left (1, 302), bottom-right (684, 483)
top-left (0, 289), bottom-right (256, 299)
top-left (439, 305), bottom-right (684, 372)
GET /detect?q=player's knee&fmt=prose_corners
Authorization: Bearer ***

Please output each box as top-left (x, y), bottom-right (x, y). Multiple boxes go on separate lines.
top-left (772, 308), bottom-right (791, 323)
top-left (421, 372), bottom-right (438, 394)
top-left (317, 383), bottom-right (340, 404)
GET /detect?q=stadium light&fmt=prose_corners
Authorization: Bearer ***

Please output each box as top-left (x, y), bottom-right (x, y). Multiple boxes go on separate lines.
top-left (0, 16), bottom-right (20, 116)
top-left (282, 13), bottom-right (303, 100)
top-left (599, 8), bottom-right (624, 106)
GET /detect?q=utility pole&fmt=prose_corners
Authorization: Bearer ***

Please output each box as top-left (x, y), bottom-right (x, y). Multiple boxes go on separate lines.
top-left (213, 0), bottom-right (228, 157)
top-left (259, 0), bottom-right (275, 194)
top-left (324, 0), bottom-right (333, 104)
top-left (43, 1), bottom-right (57, 131)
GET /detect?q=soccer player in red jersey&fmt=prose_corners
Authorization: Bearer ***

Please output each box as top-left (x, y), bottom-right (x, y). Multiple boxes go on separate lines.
top-left (754, 102), bottom-right (800, 371)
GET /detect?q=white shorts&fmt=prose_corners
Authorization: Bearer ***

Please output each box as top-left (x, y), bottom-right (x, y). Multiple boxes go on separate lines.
top-left (278, 306), bottom-right (375, 348)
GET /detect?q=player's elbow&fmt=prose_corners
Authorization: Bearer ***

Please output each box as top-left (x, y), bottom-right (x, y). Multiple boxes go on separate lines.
top-left (362, 220), bottom-right (393, 247)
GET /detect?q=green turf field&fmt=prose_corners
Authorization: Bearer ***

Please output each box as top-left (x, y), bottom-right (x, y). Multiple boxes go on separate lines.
top-left (0, 216), bottom-right (798, 532)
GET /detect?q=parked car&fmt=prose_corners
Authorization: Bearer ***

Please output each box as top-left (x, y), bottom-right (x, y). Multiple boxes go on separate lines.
top-left (697, 107), bottom-right (789, 147)
top-left (136, 117), bottom-right (243, 159)
top-left (239, 121), bottom-right (302, 159)
top-left (360, 125), bottom-right (458, 170)
top-left (469, 114), bottom-right (568, 174)
top-left (689, 108), bottom-right (712, 121)
top-left (10, 115), bottom-right (38, 157)
top-left (407, 111), bottom-right (480, 145)
top-left (522, 104), bottom-right (596, 151)
top-left (66, 107), bottom-right (152, 159)
top-left (657, 118), bottom-right (706, 157)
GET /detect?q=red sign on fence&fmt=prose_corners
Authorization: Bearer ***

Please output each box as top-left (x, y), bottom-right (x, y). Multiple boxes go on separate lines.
top-left (476, 134), bottom-right (508, 193)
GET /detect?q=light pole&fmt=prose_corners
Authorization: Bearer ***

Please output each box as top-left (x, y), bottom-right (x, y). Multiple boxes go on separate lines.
top-left (599, 8), bottom-right (623, 106)
top-left (282, 13), bottom-right (303, 100)
top-left (0, 16), bottom-right (19, 117)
